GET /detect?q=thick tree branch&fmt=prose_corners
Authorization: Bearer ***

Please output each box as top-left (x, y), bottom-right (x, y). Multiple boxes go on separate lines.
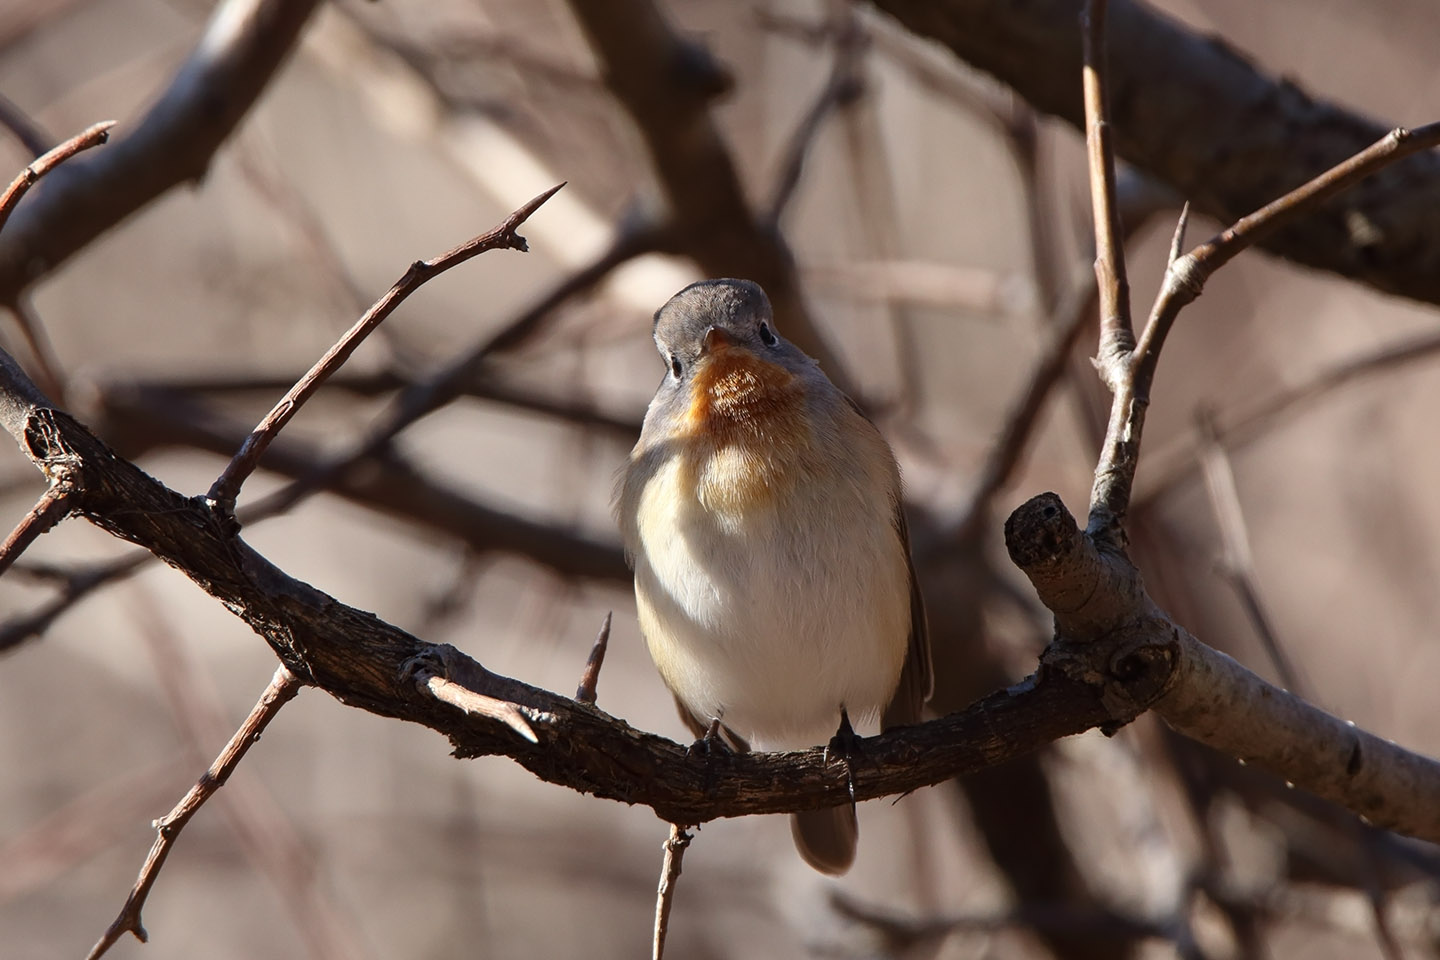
top-left (0, 0), bottom-right (320, 303)
top-left (997, 2), bottom-right (1440, 851)
top-left (8, 354), bottom-right (1439, 842)
top-left (0, 351), bottom-right (1134, 820)
top-left (870, 0), bottom-right (1440, 309)
top-left (1005, 493), bottom-right (1440, 841)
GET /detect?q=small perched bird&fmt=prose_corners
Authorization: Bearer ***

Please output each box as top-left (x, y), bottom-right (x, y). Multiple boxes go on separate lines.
top-left (615, 278), bottom-right (932, 874)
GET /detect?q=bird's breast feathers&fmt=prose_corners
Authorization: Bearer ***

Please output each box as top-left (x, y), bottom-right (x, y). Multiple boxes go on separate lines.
top-left (618, 356), bottom-right (910, 747)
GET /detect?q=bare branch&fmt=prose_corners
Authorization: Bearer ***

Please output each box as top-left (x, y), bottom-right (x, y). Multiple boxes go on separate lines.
top-left (1134, 123), bottom-right (1440, 396)
top-left (205, 183), bottom-right (565, 510)
top-left (0, 0), bottom-right (322, 303)
top-left (231, 225), bottom-right (660, 523)
top-left (870, 0), bottom-right (1440, 310)
top-left (575, 611), bottom-right (612, 704)
top-left (0, 480), bottom-right (73, 578)
top-left (652, 824), bottom-right (692, 960)
top-left (1088, 122), bottom-right (1440, 539)
top-left (87, 665), bottom-right (302, 960)
top-left (3, 328), bottom-right (1440, 848)
top-left (0, 120), bottom-right (113, 235)
top-left (1005, 492), bottom-right (1440, 843)
top-left (95, 369), bottom-right (641, 446)
top-left (1080, 0), bottom-right (1132, 371)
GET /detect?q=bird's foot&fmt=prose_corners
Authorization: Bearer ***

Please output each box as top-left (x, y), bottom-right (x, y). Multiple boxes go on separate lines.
top-left (823, 709), bottom-right (861, 804)
top-left (686, 717), bottom-right (734, 758)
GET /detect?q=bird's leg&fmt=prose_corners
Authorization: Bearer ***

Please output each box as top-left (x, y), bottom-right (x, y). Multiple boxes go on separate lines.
top-left (824, 708), bottom-right (861, 804)
top-left (685, 716), bottom-right (740, 757)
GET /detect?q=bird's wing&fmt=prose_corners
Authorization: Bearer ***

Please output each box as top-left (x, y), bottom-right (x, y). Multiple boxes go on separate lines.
top-left (883, 505), bottom-right (933, 730)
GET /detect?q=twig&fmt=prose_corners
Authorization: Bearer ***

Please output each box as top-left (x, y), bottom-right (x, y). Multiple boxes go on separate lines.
top-left (1167, 202), bottom-right (1191, 266)
top-left (87, 664), bottom-right (302, 960)
top-left (97, 369), bottom-right (642, 441)
top-left (1194, 408), bottom-right (1303, 693)
top-left (1088, 119), bottom-right (1440, 533)
top-left (0, 120), bottom-right (114, 236)
top-left (652, 823), bottom-right (692, 960)
top-left (0, 479), bottom-right (73, 577)
top-left (411, 664), bottom-right (540, 744)
top-left (1080, 0), bottom-right (1132, 371)
top-left (205, 182), bottom-right (565, 509)
top-left (102, 371), bottom-right (642, 440)
top-left (575, 611), bottom-right (612, 703)
top-left (1133, 122), bottom-right (1440, 397)
top-left (130, 595), bottom-right (366, 960)
top-left (242, 224), bottom-right (664, 519)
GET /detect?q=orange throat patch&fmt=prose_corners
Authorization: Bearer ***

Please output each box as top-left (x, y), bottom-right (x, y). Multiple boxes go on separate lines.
top-left (681, 347), bottom-right (811, 511)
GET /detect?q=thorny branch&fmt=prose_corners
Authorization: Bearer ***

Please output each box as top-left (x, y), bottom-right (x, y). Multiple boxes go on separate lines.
top-left (87, 665), bottom-right (302, 960)
top-left (206, 182), bottom-right (566, 510)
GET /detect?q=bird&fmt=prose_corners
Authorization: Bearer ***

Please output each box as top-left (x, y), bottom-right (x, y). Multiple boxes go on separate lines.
top-left (615, 277), bottom-right (932, 874)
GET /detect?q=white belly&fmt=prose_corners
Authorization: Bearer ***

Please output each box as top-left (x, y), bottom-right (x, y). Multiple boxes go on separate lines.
top-left (630, 452), bottom-right (909, 750)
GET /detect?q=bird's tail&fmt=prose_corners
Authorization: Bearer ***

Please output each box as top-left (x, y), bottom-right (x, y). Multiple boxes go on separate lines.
top-left (791, 806), bottom-right (858, 875)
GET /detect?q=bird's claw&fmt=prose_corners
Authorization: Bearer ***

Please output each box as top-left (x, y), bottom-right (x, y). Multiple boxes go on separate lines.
top-left (823, 709), bottom-right (861, 804)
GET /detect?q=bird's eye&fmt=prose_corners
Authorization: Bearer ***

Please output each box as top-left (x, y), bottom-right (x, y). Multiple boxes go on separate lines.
top-left (758, 322), bottom-right (777, 347)
top-left (670, 355), bottom-right (684, 378)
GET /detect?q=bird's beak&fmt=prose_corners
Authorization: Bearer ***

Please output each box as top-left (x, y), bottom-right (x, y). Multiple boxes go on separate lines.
top-left (703, 326), bottom-right (733, 353)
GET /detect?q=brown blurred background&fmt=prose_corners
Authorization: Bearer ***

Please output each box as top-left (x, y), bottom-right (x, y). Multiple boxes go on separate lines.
top-left (3, 0), bottom-right (1440, 957)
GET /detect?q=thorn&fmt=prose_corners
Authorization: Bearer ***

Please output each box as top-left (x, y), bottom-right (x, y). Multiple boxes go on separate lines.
top-left (575, 611), bottom-right (612, 703)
